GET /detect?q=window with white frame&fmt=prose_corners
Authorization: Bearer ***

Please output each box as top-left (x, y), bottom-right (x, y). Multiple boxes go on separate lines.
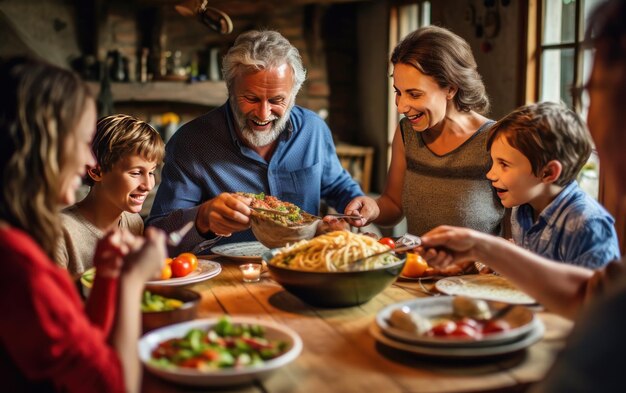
top-left (535, 0), bottom-right (603, 199)
top-left (387, 2), bottom-right (431, 166)
top-left (538, 0), bottom-right (601, 114)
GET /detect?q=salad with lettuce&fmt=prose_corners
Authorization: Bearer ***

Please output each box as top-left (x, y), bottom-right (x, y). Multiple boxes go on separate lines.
top-left (150, 316), bottom-right (289, 370)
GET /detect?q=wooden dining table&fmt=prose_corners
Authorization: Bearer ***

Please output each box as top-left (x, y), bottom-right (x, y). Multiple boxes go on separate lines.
top-left (142, 256), bottom-right (573, 393)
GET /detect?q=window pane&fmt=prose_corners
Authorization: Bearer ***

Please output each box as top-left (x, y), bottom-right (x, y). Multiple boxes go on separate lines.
top-left (540, 48), bottom-right (575, 106)
top-left (391, 2), bottom-right (431, 152)
top-left (397, 2), bottom-right (431, 39)
top-left (579, 48), bottom-right (594, 120)
top-left (584, 0), bottom-right (605, 23)
top-left (578, 152), bottom-right (599, 200)
top-left (542, 0), bottom-right (577, 45)
top-left (398, 4), bottom-right (419, 38)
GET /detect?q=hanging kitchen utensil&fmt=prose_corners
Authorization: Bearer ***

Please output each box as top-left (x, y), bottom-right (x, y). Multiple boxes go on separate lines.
top-left (174, 0), bottom-right (233, 34)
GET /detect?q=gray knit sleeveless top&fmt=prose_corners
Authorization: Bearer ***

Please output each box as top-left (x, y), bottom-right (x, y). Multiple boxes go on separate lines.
top-left (400, 118), bottom-right (504, 236)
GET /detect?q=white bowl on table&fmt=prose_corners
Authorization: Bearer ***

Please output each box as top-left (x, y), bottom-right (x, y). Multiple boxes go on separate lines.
top-left (138, 317), bottom-right (303, 387)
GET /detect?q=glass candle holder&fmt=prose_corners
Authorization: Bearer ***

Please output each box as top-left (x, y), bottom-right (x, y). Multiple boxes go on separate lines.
top-left (239, 263), bottom-right (262, 283)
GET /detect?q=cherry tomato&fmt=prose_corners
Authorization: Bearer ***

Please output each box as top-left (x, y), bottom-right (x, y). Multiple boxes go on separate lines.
top-left (160, 264), bottom-right (172, 280)
top-left (171, 257), bottom-right (193, 278)
top-left (429, 320), bottom-right (457, 336)
top-left (378, 237), bottom-right (396, 249)
top-left (483, 319), bottom-right (511, 334)
top-left (177, 252), bottom-right (198, 271)
top-left (457, 317), bottom-right (480, 330)
top-left (450, 324), bottom-right (480, 339)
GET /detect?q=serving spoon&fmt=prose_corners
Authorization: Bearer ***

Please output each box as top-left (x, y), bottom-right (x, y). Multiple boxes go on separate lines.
top-left (347, 242), bottom-right (422, 272)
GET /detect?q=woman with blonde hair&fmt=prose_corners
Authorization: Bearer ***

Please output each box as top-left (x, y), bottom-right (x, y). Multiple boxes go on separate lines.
top-left (0, 57), bottom-right (166, 392)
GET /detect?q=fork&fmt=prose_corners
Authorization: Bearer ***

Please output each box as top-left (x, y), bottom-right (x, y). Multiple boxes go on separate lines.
top-left (251, 207), bottom-right (362, 221)
top-left (321, 213), bottom-right (364, 220)
top-left (167, 221), bottom-right (195, 247)
top-left (308, 213), bottom-right (364, 220)
top-left (417, 278), bottom-right (441, 297)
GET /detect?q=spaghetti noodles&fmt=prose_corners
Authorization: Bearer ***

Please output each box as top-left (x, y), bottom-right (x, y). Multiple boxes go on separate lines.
top-left (269, 231), bottom-right (400, 272)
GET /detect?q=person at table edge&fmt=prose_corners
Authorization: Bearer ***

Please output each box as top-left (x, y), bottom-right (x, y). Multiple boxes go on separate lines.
top-left (147, 30), bottom-right (364, 253)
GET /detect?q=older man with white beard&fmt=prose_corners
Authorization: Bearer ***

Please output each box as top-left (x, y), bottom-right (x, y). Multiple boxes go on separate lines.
top-left (147, 30), bottom-right (365, 252)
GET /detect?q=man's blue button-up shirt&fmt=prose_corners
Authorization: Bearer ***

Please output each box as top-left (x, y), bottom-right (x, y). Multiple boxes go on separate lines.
top-left (147, 102), bottom-right (364, 252)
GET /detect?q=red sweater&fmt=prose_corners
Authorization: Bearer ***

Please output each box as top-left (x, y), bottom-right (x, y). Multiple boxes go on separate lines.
top-left (0, 227), bottom-right (125, 392)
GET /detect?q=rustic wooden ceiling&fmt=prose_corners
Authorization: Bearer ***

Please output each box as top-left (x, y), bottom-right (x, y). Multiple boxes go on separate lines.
top-left (132, 0), bottom-right (376, 19)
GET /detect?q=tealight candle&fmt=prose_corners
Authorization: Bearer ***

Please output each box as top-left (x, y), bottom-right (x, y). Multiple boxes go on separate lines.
top-left (239, 263), bottom-right (262, 283)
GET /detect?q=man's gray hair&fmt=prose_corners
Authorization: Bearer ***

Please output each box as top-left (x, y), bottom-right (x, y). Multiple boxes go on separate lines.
top-left (222, 30), bottom-right (306, 97)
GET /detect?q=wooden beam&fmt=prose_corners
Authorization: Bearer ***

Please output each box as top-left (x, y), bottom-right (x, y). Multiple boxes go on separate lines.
top-left (136, 0), bottom-right (374, 5)
top-left (524, 0), bottom-right (539, 104)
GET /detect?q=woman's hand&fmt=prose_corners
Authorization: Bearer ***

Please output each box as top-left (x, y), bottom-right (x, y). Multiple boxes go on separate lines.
top-left (316, 217), bottom-right (349, 235)
top-left (92, 230), bottom-right (129, 279)
top-left (122, 227), bottom-right (167, 283)
top-left (343, 196), bottom-right (379, 227)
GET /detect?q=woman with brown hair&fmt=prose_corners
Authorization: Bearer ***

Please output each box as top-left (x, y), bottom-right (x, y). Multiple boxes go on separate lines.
top-left (0, 57), bottom-right (166, 392)
top-left (346, 26), bottom-right (504, 245)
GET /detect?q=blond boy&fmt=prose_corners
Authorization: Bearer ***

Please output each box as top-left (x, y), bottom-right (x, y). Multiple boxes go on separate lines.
top-left (56, 114), bottom-right (165, 275)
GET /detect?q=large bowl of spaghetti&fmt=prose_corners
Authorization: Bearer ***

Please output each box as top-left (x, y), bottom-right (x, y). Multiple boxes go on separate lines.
top-left (263, 231), bottom-right (406, 307)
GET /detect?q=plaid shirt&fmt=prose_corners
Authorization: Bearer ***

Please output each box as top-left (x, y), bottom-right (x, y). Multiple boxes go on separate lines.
top-left (511, 181), bottom-right (620, 268)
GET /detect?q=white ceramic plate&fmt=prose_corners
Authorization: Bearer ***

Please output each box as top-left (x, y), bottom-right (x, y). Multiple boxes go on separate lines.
top-left (81, 260), bottom-right (221, 296)
top-left (376, 297), bottom-right (536, 347)
top-left (211, 241), bottom-right (270, 261)
top-left (146, 260), bottom-right (221, 286)
top-left (435, 274), bottom-right (536, 305)
top-left (370, 318), bottom-right (544, 359)
top-left (139, 317), bottom-right (303, 387)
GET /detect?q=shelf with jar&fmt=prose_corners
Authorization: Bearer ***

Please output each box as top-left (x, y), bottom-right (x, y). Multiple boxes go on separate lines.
top-left (86, 80), bottom-right (228, 107)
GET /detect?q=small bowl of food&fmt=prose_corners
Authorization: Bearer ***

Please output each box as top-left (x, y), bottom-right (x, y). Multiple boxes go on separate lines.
top-left (377, 296), bottom-right (537, 347)
top-left (82, 270), bottom-right (201, 332)
top-left (141, 286), bottom-right (201, 333)
top-left (244, 193), bottom-right (320, 248)
top-left (264, 230), bottom-right (406, 307)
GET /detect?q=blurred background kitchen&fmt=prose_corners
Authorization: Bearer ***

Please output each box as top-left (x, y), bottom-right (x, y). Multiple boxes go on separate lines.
top-left (2, 0), bottom-right (621, 248)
